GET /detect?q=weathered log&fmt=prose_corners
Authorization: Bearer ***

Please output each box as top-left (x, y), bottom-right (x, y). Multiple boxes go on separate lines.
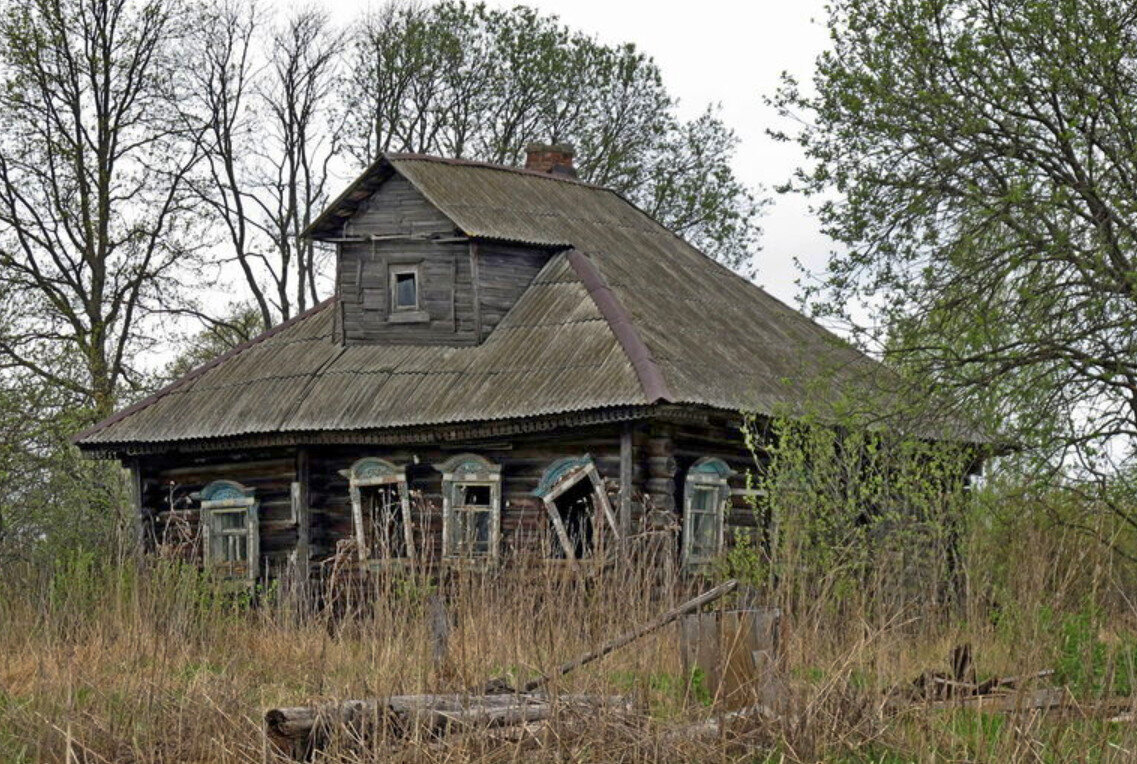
top-left (264, 692), bottom-right (632, 758)
top-left (520, 579), bottom-right (739, 693)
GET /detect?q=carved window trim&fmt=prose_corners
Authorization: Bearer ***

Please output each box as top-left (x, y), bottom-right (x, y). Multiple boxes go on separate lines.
top-left (196, 480), bottom-right (259, 583)
top-left (339, 457), bottom-right (414, 562)
top-left (682, 457), bottom-right (735, 568)
top-left (534, 455), bottom-right (620, 565)
top-left (436, 453), bottom-right (502, 559)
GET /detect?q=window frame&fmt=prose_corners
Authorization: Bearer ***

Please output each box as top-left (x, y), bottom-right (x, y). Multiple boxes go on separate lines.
top-left (682, 457), bottom-right (735, 568)
top-left (435, 454), bottom-right (502, 560)
top-left (339, 458), bottom-right (414, 563)
top-left (389, 264), bottom-right (420, 312)
top-left (533, 455), bottom-right (621, 566)
top-left (197, 480), bottom-right (260, 583)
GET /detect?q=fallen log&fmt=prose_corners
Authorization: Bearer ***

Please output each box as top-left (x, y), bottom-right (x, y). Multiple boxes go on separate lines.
top-left (264, 693), bottom-right (632, 758)
top-left (519, 578), bottom-right (739, 693)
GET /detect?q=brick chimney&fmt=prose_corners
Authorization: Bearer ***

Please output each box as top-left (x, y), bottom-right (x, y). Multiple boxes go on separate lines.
top-left (524, 142), bottom-right (576, 177)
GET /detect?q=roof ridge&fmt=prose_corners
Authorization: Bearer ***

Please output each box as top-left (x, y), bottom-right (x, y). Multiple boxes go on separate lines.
top-left (565, 249), bottom-right (671, 405)
top-left (386, 152), bottom-right (608, 190)
top-left (72, 298), bottom-right (336, 444)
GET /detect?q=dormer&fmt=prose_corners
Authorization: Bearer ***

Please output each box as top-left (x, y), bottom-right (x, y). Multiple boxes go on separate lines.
top-left (307, 159), bottom-right (556, 347)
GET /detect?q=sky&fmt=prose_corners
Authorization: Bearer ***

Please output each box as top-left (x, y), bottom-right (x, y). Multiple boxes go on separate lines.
top-left (297, 0), bottom-right (835, 307)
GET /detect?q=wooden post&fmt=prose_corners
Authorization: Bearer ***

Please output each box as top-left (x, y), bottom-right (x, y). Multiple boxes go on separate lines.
top-left (619, 422), bottom-right (634, 538)
top-left (127, 458), bottom-right (144, 557)
top-left (292, 448), bottom-right (310, 577)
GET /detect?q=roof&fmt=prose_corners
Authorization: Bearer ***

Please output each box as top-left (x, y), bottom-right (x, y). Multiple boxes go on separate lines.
top-left (76, 153), bottom-right (934, 451)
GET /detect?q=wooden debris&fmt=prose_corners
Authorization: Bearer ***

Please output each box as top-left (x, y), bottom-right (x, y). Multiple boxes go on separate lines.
top-left (662, 703), bottom-right (779, 744)
top-left (264, 692), bottom-right (632, 759)
top-left (518, 578), bottom-right (739, 693)
top-left (886, 645), bottom-right (1066, 717)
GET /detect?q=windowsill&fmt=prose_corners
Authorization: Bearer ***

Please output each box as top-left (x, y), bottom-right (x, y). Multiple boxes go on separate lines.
top-left (387, 309), bottom-right (430, 324)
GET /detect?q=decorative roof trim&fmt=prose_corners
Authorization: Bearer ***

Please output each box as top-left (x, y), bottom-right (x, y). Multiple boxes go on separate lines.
top-left (72, 299), bottom-right (337, 445)
top-left (77, 404), bottom-right (692, 458)
top-left (566, 249), bottom-right (672, 405)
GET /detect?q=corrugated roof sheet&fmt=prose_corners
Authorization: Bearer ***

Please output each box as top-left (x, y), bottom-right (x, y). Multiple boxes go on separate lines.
top-left (77, 153), bottom-right (952, 449)
top-left (78, 251), bottom-right (645, 445)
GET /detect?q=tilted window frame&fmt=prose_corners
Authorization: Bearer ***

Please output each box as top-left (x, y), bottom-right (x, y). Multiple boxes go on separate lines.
top-left (435, 454), bottom-right (502, 560)
top-left (339, 458), bottom-right (414, 563)
top-left (196, 480), bottom-right (260, 583)
top-left (533, 455), bottom-right (621, 565)
top-left (682, 457), bottom-right (736, 568)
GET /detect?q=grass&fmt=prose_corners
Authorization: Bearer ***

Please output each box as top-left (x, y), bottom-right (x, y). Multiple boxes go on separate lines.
top-left (2, 506), bottom-right (1137, 762)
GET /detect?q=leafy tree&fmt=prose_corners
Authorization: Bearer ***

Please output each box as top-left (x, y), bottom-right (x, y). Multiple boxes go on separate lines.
top-left (163, 303), bottom-right (264, 381)
top-left (773, 0), bottom-right (1137, 476)
top-left (345, 1), bottom-right (764, 272)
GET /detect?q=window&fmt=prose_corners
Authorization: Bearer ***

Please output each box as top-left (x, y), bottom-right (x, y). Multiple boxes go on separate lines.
top-left (682, 458), bottom-right (735, 568)
top-left (197, 480), bottom-right (259, 582)
top-left (390, 267), bottom-right (419, 311)
top-left (340, 458), bottom-right (413, 562)
top-left (534, 455), bottom-right (621, 562)
top-left (360, 484), bottom-right (407, 559)
top-left (436, 454), bottom-right (501, 559)
top-left (452, 484), bottom-right (494, 556)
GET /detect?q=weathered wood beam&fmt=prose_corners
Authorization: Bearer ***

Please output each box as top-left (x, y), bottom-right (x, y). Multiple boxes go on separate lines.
top-left (521, 579), bottom-right (738, 693)
top-left (619, 422), bottom-right (634, 537)
top-left (292, 448), bottom-right (310, 575)
top-left (264, 693), bottom-right (632, 757)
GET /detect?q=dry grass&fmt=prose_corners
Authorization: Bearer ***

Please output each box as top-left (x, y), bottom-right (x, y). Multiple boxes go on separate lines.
top-left (3, 513), bottom-right (1137, 762)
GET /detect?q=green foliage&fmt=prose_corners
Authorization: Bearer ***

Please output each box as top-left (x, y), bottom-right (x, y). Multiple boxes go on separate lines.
top-left (1051, 604), bottom-right (1137, 698)
top-left (773, 0), bottom-right (1137, 478)
top-left (725, 413), bottom-right (974, 615)
top-left (0, 372), bottom-right (126, 564)
top-left (163, 304), bottom-right (266, 382)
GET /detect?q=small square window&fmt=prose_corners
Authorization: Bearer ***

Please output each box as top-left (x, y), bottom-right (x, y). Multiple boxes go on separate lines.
top-left (391, 269), bottom-right (418, 310)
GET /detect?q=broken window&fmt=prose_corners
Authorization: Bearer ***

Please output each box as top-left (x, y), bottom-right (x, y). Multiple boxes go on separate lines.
top-left (534, 455), bottom-right (620, 561)
top-left (390, 267), bottom-right (419, 311)
top-left (359, 484), bottom-right (407, 559)
top-left (549, 479), bottom-right (596, 559)
top-left (436, 454), bottom-right (501, 559)
top-left (682, 458), bottom-right (735, 568)
top-left (197, 480), bottom-right (259, 582)
top-left (340, 458), bottom-right (413, 562)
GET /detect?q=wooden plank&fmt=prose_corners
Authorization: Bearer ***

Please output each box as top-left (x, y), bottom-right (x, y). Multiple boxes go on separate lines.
top-left (470, 240), bottom-right (481, 340)
top-left (587, 464), bottom-right (620, 540)
top-left (127, 458), bottom-right (144, 555)
top-left (292, 448), bottom-right (310, 573)
top-left (543, 497), bottom-right (582, 576)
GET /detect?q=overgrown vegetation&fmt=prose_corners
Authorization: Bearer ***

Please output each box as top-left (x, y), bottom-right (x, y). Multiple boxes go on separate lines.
top-left (4, 420), bottom-right (1137, 761)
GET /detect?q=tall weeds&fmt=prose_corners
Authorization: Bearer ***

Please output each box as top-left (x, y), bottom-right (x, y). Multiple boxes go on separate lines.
top-left (3, 426), bottom-right (1137, 760)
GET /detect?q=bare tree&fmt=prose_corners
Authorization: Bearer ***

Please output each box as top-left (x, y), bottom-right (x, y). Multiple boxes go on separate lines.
top-left (0, 0), bottom-right (208, 419)
top-left (255, 8), bottom-right (342, 317)
top-left (192, 1), bottom-right (341, 328)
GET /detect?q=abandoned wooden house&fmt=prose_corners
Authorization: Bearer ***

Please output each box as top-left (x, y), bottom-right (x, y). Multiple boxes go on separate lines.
top-left (73, 144), bottom-right (903, 583)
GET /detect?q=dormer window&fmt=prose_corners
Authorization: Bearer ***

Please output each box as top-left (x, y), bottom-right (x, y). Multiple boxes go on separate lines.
top-left (391, 266), bottom-right (419, 311)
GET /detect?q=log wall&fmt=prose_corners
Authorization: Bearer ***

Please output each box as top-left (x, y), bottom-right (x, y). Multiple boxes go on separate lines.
top-left (132, 412), bottom-right (766, 579)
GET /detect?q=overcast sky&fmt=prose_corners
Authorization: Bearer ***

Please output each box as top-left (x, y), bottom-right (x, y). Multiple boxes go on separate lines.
top-left (297, 0), bottom-right (834, 306)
